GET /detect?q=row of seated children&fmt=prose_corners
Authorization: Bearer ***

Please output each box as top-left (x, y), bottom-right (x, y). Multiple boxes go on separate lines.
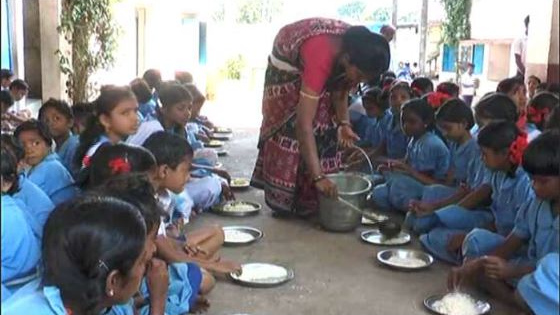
top-left (1, 69), bottom-right (33, 132)
top-left (1, 69), bottom-right (240, 313)
top-left (343, 74), bottom-right (559, 314)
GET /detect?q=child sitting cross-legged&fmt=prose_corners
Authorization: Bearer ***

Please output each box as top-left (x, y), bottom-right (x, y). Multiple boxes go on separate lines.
top-left (448, 131), bottom-right (560, 315)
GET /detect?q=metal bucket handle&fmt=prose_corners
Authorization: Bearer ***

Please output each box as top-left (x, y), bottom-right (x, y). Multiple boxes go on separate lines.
top-left (351, 145), bottom-right (374, 174)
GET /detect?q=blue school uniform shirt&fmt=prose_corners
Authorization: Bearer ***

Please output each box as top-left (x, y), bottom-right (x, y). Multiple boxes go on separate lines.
top-left (26, 153), bottom-right (78, 206)
top-left (13, 174), bottom-right (55, 238)
top-left (512, 198), bottom-right (559, 263)
top-left (517, 253), bottom-right (560, 315)
top-left (55, 133), bottom-right (80, 177)
top-left (406, 132), bottom-right (450, 179)
top-left (382, 111), bottom-right (409, 159)
top-left (448, 137), bottom-right (479, 184)
top-left (490, 166), bottom-right (534, 236)
top-left (363, 110), bottom-right (392, 148)
top-left (1, 195), bottom-right (41, 286)
top-left (465, 145), bottom-right (492, 189)
top-left (138, 99), bottom-right (157, 121)
top-left (1, 279), bottom-right (134, 315)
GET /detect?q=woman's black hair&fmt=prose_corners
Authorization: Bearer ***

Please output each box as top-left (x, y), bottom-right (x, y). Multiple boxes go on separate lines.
top-left (0, 90), bottom-right (14, 110)
top-left (88, 143), bottom-right (157, 189)
top-left (93, 173), bottom-right (165, 233)
top-left (142, 69), bottom-right (162, 91)
top-left (42, 195), bottom-right (146, 315)
top-left (183, 83), bottom-right (205, 103)
top-left (38, 98), bottom-right (73, 121)
top-left (522, 131), bottom-right (560, 176)
top-left (411, 77), bottom-right (434, 97)
top-left (362, 87), bottom-right (388, 111)
top-left (401, 98), bottom-right (436, 131)
top-left (1, 148), bottom-right (19, 195)
top-left (528, 75), bottom-right (542, 85)
top-left (175, 71), bottom-right (194, 85)
top-left (341, 26), bottom-right (390, 84)
top-left (74, 86), bottom-right (136, 169)
top-left (436, 82), bottom-right (460, 98)
top-left (0, 134), bottom-right (24, 162)
top-left (545, 106), bottom-right (560, 131)
top-left (474, 92), bottom-right (519, 122)
top-left (528, 92), bottom-right (559, 129)
top-left (158, 82), bottom-right (193, 109)
top-left (130, 78), bottom-right (153, 104)
top-left (142, 131), bottom-right (193, 169)
top-left (436, 98), bottom-right (475, 130)
top-left (496, 77), bottom-right (525, 94)
top-left (477, 121), bottom-right (521, 152)
top-left (14, 119), bottom-right (53, 147)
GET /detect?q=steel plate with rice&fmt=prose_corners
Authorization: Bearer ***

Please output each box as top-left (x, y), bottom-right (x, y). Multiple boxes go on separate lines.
top-left (214, 127), bottom-right (233, 134)
top-left (205, 140), bottom-right (224, 148)
top-left (424, 292), bottom-right (491, 315)
top-left (211, 133), bottom-right (233, 141)
top-left (377, 249), bottom-right (433, 270)
top-left (230, 178), bottom-right (250, 189)
top-left (361, 229), bottom-right (411, 246)
top-left (230, 263), bottom-right (294, 288)
top-left (223, 226), bottom-right (263, 245)
top-left (211, 201), bottom-right (261, 217)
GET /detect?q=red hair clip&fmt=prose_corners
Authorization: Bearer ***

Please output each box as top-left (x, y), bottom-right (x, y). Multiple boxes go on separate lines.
top-left (516, 111), bottom-right (528, 131)
top-left (509, 133), bottom-right (528, 165)
top-left (426, 92), bottom-right (451, 109)
top-left (108, 156), bottom-right (131, 174)
top-left (527, 106), bottom-right (551, 124)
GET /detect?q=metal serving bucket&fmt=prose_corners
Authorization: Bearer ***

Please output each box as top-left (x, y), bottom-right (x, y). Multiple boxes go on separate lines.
top-left (318, 172), bottom-right (372, 232)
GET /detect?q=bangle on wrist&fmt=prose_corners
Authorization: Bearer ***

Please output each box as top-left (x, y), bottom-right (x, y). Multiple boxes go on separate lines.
top-left (337, 120), bottom-right (351, 129)
top-left (312, 174), bottom-right (326, 184)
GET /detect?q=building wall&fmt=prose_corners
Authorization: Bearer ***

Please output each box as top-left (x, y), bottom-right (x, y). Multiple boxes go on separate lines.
top-left (470, 0), bottom-right (529, 40)
top-left (22, 0), bottom-right (42, 99)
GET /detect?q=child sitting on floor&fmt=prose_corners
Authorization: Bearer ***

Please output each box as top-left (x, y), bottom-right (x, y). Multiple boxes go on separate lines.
top-left (1, 148), bottom-right (41, 301)
top-left (448, 131), bottom-right (559, 313)
top-left (130, 78), bottom-right (158, 120)
top-left (70, 102), bottom-right (94, 135)
top-left (419, 121), bottom-right (533, 265)
top-left (14, 120), bottom-right (78, 205)
top-left (74, 85), bottom-right (139, 170)
top-left (38, 98), bottom-right (80, 176)
top-left (526, 92), bottom-right (559, 140)
top-left (372, 98), bottom-right (450, 212)
top-left (184, 83), bottom-right (215, 131)
top-left (497, 77), bottom-right (528, 131)
top-left (410, 77), bottom-right (434, 98)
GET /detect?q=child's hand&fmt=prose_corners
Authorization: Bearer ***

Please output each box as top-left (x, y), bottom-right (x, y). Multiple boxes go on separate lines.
top-left (447, 267), bottom-right (466, 290)
top-left (212, 259), bottom-right (242, 275)
top-left (221, 183), bottom-right (235, 201)
top-left (482, 256), bottom-right (512, 280)
top-left (389, 160), bottom-right (412, 174)
top-left (213, 169), bottom-right (231, 183)
top-left (446, 233), bottom-right (466, 253)
top-left (184, 243), bottom-right (209, 257)
top-left (377, 163), bottom-right (391, 173)
top-left (408, 200), bottom-right (436, 216)
top-left (146, 258), bottom-right (169, 302)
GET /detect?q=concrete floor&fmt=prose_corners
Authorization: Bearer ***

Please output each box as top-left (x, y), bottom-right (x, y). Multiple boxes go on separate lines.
top-left (190, 129), bottom-right (517, 315)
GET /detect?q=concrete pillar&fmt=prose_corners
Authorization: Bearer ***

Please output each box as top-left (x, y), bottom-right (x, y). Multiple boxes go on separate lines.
top-left (38, 0), bottom-right (67, 102)
top-left (525, 0), bottom-right (559, 84)
top-left (23, 0), bottom-right (42, 99)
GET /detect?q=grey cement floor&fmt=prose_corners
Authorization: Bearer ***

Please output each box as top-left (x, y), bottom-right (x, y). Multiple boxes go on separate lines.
top-left (189, 129), bottom-right (517, 315)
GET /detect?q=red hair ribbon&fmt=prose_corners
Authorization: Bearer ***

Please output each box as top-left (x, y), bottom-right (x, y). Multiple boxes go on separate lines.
top-left (108, 157), bottom-right (131, 174)
top-left (527, 106), bottom-right (551, 124)
top-left (426, 92), bottom-right (451, 109)
top-left (509, 132), bottom-right (528, 165)
top-left (82, 155), bottom-right (91, 168)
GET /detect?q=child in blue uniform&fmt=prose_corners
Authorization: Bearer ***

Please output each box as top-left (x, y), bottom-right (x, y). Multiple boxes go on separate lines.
top-left (407, 93), bottom-right (519, 234)
top-left (74, 86), bottom-right (139, 170)
top-left (419, 121), bottom-right (533, 264)
top-left (517, 253), bottom-right (559, 315)
top-left (448, 131), bottom-right (559, 313)
top-left (382, 81), bottom-right (412, 159)
top-left (1, 195), bottom-right (158, 315)
top-left (1, 149), bottom-right (41, 301)
top-left (1, 134), bottom-right (55, 238)
top-left (372, 98), bottom-right (450, 211)
top-left (526, 92), bottom-right (558, 140)
top-left (130, 78), bottom-right (158, 120)
top-left (38, 99), bottom-right (80, 177)
top-left (14, 120), bottom-right (78, 205)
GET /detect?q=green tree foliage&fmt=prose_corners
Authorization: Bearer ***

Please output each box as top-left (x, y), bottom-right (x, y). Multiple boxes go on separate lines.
top-left (236, 0), bottom-right (283, 24)
top-left (56, 0), bottom-right (120, 103)
top-left (440, 0), bottom-right (471, 80)
top-left (337, 1), bottom-right (366, 22)
top-left (365, 7), bottom-right (391, 22)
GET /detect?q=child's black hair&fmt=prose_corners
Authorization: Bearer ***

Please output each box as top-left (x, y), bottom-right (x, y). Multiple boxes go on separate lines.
top-left (9, 79), bottom-right (29, 91)
top-left (382, 71), bottom-right (396, 80)
top-left (390, 81), bottom-right (412, 97)
top-left (545, 106), bottom-right (560, 131)
top-left (362, 87), bottom-right (388, 111)
top-left (411, 77), bottom-right (434, 97)
top-left (522, 131), bottom-right (560, 176)
top-left (0, 90), bottom-right (14, 112)
top-left (183, 83), bottom-right (205, 103)
top-left (175, 71), bottom-right (194, 85)
top-left (401, 98), bottom-right (436, 131)
top-left (158, 82), bottom-right (193, 108)
top-left (14, 119), bottom-right (53, 147)
top-left (42, 195), bottom-right (146, 315)
top-left (93, 173), bottom-right (165, 233)
top-left (0, 134), bottom-right (24, 162)
top-left (477, 121), bottom-right (521, 152)
top-left (474, 93), bottom-right (519, 122)
top-left (38, 98), bottom-right (73, 121)
top-left (1, 148), bottom-right (19, 195)
top-left (74, 86), bottom-right (136, 169)
top-left (496, 77), bottom-right (525, 94)
top-left (142, 69), bottom-right (162, 91)
top-left (0, 69), bottom-right (13, 81)
top-left (528, 75), bottom-right (542, 85)
top-left (142, 131), bottom-right (193, 169)
top-left (130, 78), bottom-right (153, 104)
top-left (72, 102), bottom-right (94, 123)
top-left (528, 92), bottom-right (559, 130)
top-left (88, 143), bottom-right (157, 189)
top-left (436, 82), bottom-right (460, 98)
top-left (435, 98), bottom-right (475, 130)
